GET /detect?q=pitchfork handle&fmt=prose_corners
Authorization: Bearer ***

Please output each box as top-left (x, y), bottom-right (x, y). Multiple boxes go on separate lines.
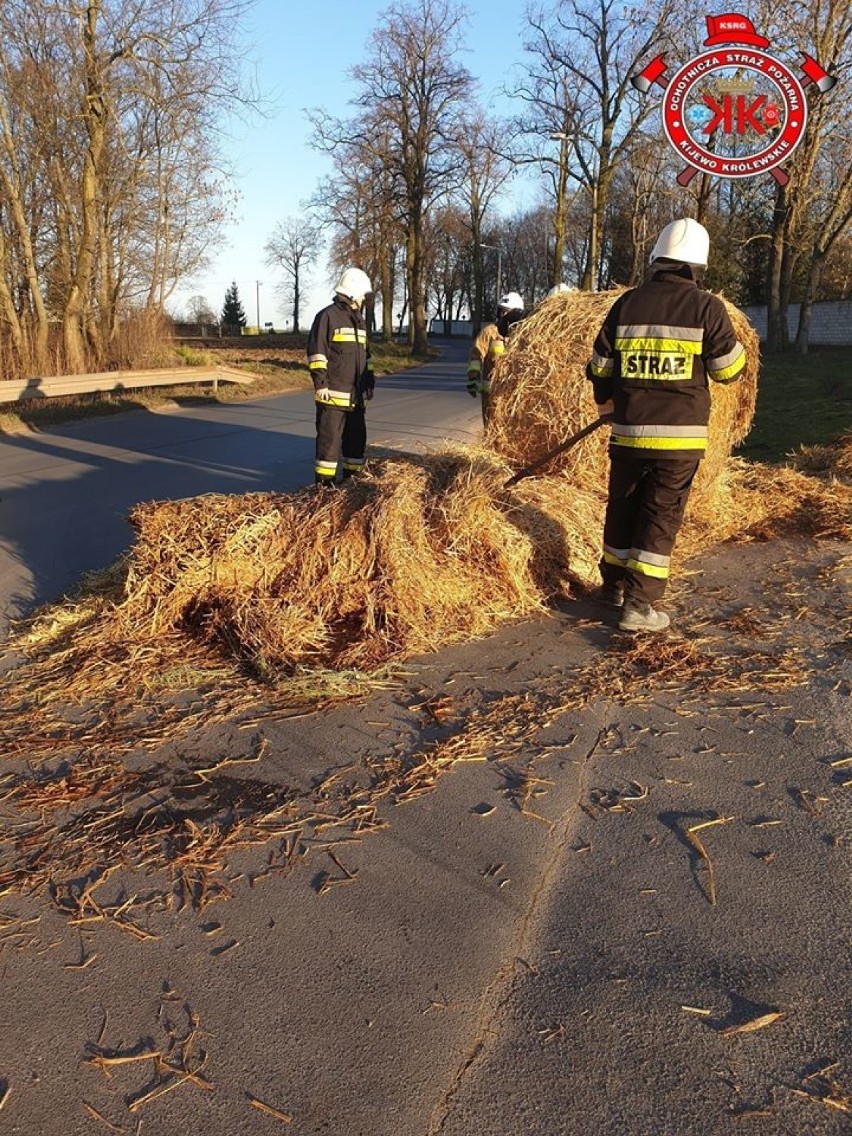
top-left (503, 415), bottom-right (612, 488)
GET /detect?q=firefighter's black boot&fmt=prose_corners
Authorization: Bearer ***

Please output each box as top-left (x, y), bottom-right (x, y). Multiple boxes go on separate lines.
top-left (595, 582), bottom-right (624, 608)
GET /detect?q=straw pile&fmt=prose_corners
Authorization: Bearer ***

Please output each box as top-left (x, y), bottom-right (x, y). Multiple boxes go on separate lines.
top-left (112, 450), bottom-right (558, 676)
top-left (92, 278), bottom-right (766, 679)
top-left (2, 288), bottom-right (849, 733)
top-left (790, 432), bottom-right (852, 483)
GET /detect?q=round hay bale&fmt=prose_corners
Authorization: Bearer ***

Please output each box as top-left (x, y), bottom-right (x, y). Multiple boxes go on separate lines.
top-left (486, 287), bottom-right (760, 501)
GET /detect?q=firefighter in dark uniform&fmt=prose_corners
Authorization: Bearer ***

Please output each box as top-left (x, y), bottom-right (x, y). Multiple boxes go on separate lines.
top-left (307, 268), bottom-right (374, 487)
top-left (466, 291), bottom-right (525, 426)
top-left (586, 218), bottom-right (746, 632)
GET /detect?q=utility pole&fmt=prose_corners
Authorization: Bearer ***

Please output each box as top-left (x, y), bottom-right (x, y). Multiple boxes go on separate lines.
top-left (256, 280), bottom-right (262, 332)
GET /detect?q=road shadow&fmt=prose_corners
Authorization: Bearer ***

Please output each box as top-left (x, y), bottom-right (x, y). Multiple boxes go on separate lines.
top-left (0, 399), bottom-right (316, 631)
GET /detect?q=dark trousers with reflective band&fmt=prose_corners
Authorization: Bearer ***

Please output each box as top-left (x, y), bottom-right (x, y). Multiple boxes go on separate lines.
top-left (600, 454), bottom-right (700, 605)
top-left (315, 403), bottom-right (367, 483)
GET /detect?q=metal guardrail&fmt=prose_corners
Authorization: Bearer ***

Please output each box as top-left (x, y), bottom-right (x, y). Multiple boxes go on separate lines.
top-left (0, 364), bottom-right (255, 405)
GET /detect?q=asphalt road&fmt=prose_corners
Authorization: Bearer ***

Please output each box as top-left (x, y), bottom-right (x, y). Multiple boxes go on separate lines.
top-left (0, 339), bottom-right (477, 633)
top-left (1, 342), bottom-right (850, 1135)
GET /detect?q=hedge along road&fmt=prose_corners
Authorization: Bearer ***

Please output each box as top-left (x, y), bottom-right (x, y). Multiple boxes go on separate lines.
top-left (0, 338), bottom-right (478, 637)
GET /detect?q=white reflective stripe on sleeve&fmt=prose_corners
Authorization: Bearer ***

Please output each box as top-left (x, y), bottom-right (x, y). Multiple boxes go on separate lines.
top-left (308, 354), bottom-right (328, 364)
top-left (590, 349), bottom-right (614, 375)
top-left (707, 342), bottom-right (745, 381)
top-left (706, 344), bottom-right (742, 370)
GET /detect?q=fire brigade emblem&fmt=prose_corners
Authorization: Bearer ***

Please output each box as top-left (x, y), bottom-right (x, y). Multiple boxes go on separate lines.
top-left (632, 13), bottom-right (837, 186)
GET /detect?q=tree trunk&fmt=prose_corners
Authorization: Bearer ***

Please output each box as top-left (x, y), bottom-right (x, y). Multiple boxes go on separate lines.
top-left (472, 239), bottom-right (485, 332)
top-left (0, 105), bottom-right (51, 371)
top-left (765, 184), bottom-right (789, 352)
top-left (694, 170), bottom-right (713, 225)
top-left (552, 139), bottom-right (568, 287)
top-left (380, 246), bottom-right (393, 339)
top-left (64, 2), bottom-right (106, 374)
top-left (409, 224), bottom-right (428, 354)
top-left (581, 182), bottom-right (600, 291)
top-left (795, 250), bottom-right (826, 354)
top-left (0, 253), bottom-right (24, 361)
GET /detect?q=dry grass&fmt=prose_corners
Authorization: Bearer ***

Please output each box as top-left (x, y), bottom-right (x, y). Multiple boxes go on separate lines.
top-left (789, 432), bottom-right (852, 483)
top-left (121, 452), bottom-right (547, 675)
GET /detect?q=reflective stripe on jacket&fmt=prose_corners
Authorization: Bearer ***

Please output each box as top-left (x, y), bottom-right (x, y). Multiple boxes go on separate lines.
top-left (586, 270), bottom-right (746, 457)
top-left (307, 297), bottom-right (374, 408)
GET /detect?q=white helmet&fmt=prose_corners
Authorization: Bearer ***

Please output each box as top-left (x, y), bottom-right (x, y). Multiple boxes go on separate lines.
top-left (335, 267), bottom-right (373, 304)
top-left (649, 218), bottom-right (709, 268)
top-left (497, 291), bottom-right (525, 312)
top-left (547, 283), bottom-right (573, 297)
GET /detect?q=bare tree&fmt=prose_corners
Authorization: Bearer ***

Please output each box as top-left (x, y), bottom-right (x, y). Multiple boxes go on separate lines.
top-left (454, 111), bottom-right (516, 328)
top-left (426, 205), bottom-right (469, 333)
top-left (308, 132), bottom-right (405, 339)
top-left (786, 0), bottom-right (852, 351)
top-left (187, 294), bottom-right (218, 325)
top-left (516, 0), bottom-right (681, 290)
top-left (498, 204), bottom-right (553, 306)
top-left (312, 0), bottom-right (474, 354)
top-left (265, 216), bottom-right (322, 333)
top-left (0, 0), bottom-right (254, 379)
top-left (508, 20), bottom-right (582, 287)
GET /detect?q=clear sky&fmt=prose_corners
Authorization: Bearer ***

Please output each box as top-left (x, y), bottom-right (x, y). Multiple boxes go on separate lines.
top-left (173, 0), bottom-right (532, 328)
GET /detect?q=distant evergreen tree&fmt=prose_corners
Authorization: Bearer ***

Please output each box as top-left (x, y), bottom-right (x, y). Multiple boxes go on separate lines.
top-left (221, 282), bottom-right (247, 331)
